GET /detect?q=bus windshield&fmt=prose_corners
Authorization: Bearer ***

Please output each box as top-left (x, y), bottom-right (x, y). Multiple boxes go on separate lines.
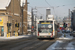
top-left (38, 24), bottom-right (53, 33)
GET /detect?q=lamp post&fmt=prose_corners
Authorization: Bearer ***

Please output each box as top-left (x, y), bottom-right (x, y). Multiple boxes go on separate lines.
top-left (31, 7), bottom-right (37, 35)
top-left (31, 8), bottom-right (34, 35)
top-left (22, 2), bottom-right (24, 35)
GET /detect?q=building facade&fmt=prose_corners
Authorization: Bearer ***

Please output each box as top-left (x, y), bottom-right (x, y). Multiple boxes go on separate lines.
top-left (46, 8), bottom-right (51, 20)
top-left (0, 0), bottom-right (28, 36)
top-left (0, 9), bottom-right (13, 36)
top-left (6, 0), bottom-right (22, 36)
top-left (71, 8), bottom-right (75, 31)
top-left (63, 17), bottom-right (71, 27)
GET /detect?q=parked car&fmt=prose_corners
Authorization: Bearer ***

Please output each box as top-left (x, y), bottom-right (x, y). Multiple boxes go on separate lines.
top-left (70, 31), bottom-right (75, 37)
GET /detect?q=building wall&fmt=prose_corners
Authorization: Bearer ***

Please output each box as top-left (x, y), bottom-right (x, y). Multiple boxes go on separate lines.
top-left (23, 0), bottom-right (28, 34)
top-left (0, 0), bottom-right (28, 36)
top-left (71, 10), bottom-right (75, 31)
top-left (0, 16), bottom-right (8, 32)
top-left (6, 0), bottom-right (22, 35)
top-left (63, 17), bottom-right (71, 27)
top-left (46, 8), bottom-right (51, 20)
top-left (0, 10), bottom-right (6, 15)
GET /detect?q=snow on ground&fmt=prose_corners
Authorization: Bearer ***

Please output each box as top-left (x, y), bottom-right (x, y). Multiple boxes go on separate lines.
top-left (66, 42), bottom-right (75, 50)
top-left (46, 31), bottom-right (74, 50)
top-left (0, 33), bottom-right (36, 40)
top-left (0, 35), bottom-right (31, 40)
top-left (46, 40), bottom-right (64, 50)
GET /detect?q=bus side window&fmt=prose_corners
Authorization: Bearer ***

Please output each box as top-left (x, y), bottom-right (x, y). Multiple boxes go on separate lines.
top-left (38, 28), bottom-right (41, 32)
top-left (55, 24), bottom-right (57, 31)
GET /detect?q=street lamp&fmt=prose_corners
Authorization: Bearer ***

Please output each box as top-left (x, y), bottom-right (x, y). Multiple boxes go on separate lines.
top-left (22, 2), bottom-right (24, 35)
top-left (34, 12), bottom-right (37, 36)
top-left (31, 7), bottom-right (37, 35)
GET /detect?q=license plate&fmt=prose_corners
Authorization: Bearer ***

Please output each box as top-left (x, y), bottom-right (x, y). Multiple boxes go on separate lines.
top-left (48, 33), bottom-right (50, 35)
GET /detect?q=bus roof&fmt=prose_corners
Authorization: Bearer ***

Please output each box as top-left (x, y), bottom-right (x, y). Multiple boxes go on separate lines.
top-left (37, 20), bottom-right (55, 22)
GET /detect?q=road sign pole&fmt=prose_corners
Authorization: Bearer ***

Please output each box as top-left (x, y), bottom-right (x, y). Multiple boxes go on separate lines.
top-left (31, 8), bottom-right (34, 35)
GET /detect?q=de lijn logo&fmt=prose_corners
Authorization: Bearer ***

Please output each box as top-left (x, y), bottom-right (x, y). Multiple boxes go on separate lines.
top-left (0, 19), bottom-right (2, 22)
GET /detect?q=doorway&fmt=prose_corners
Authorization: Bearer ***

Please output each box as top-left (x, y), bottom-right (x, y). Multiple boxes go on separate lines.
top-left (0, 26), bottom-right (4, 36)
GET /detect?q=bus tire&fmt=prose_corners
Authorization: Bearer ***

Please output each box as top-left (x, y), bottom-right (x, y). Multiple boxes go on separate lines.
top-left (38, 38), bottom-right (41, 40)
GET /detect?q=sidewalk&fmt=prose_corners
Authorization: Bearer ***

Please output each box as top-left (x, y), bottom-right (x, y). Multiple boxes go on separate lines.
top-left (46, 31), bottom-right (75, 50)
top-left (0, 33), bottom-right (36, 41)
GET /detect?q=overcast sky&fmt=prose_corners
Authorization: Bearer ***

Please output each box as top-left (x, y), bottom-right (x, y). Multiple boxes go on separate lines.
top-left (0, 0), bottom-right (75, 20)
top-left (28, 0), bottom-right (75, 19)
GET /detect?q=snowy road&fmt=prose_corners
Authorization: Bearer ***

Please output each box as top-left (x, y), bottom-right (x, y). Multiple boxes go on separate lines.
top-left (47, 33), bottom-right (75, 50)
top-left (0, 36), bottom-right (56, 50)
top-left (1, 32), bottom-right (73, 50)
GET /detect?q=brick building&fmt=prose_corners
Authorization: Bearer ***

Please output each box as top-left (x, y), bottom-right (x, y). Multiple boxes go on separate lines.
top-left (0, 0), bottom-right (28, 37)
top-left (6, 0), bottom-right (22, 36)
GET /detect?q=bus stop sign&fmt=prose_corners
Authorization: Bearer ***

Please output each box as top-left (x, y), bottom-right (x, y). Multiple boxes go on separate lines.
top-left (32, 26), bottom-right (34, 28)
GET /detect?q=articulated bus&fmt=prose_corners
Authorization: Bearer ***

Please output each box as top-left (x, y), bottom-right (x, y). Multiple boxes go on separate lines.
top-left (37, 20), bottom-right (57, 39)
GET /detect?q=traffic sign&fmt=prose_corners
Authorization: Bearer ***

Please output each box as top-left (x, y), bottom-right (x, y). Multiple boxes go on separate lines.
top-left (32, 26), bottom-right (34, 28)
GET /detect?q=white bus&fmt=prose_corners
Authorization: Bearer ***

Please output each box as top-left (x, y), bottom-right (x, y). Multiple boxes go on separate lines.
top-left (37, 20), bottom-right (57, 39)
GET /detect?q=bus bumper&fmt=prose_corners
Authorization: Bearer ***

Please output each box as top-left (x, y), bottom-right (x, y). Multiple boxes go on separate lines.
top-left (37, 36), bottom-right (55, 38)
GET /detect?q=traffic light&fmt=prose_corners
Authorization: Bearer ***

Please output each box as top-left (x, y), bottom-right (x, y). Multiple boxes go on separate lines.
top-left (65, 24), bottom-right (67, 28)
top-left (63, 23), bottom-right (65, 27)
top-left (15, 23), bottom-right (19, 27)
top-left (63, 23), bottom-right (67, 28)
top-left (7, 23), bottom-right (11, 27)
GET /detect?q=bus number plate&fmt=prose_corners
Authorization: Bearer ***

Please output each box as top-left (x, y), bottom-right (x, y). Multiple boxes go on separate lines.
top-left (48, 33), bottom-right (50, 35)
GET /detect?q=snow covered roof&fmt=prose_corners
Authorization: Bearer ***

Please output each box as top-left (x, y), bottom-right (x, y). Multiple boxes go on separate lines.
top-left (0, 0), bottom-right (26, 8)
top-left (0, 8), bottom-right (6, 10)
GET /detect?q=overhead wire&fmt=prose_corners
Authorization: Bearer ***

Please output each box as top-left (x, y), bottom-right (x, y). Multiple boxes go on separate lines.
top-left (45, 0), bottom-right (75, 21)
top-left (6, 0), bottom-right (10, 7)
top-left (45, 0), bottom-right (58, 20)
top-left (28, 5), bottom-right (45, 17)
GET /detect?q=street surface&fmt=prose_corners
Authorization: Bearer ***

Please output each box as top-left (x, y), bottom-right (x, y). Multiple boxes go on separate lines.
top-left (0, 0), bottom-right (75, 50)
top-left (0, 32), bottom-right (75, 50)
top-left (0, 36), bottom-right (56, 50)
top-left (47, 32), bottom-right (75, 50)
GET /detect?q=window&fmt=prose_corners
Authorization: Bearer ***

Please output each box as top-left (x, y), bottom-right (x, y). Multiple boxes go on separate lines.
top-left (38, 24), bottom-right (53, 33)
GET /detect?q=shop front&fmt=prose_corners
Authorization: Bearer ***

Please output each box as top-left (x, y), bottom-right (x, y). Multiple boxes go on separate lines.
top-left (0, 18), bottom-right (4, 36)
